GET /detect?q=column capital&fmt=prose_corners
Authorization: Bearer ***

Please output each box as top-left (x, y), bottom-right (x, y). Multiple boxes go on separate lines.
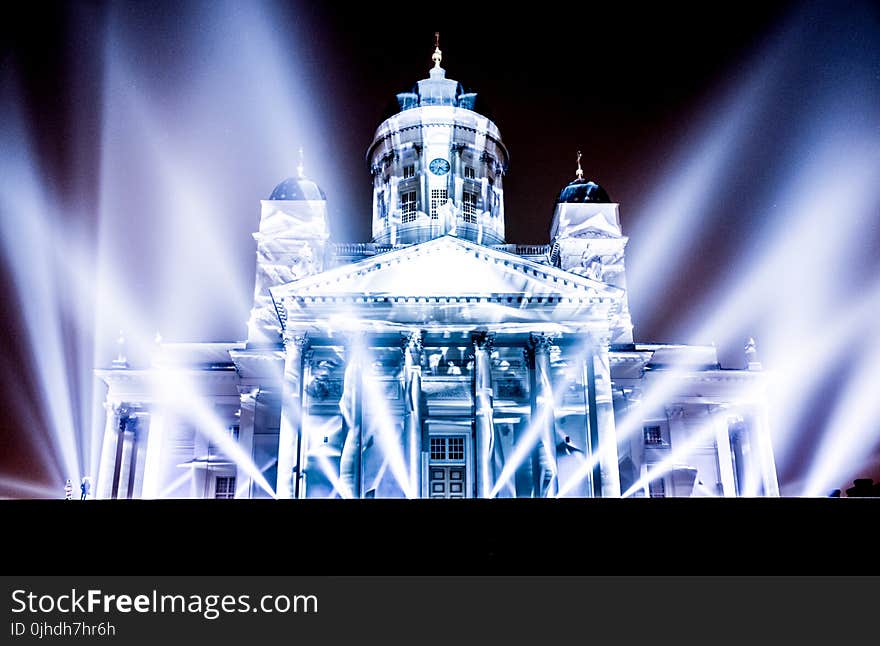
top-left (401, 330), bottom-right (423, 354)
top-left (282, 329), bottom-right (309, 349)
top-left (238, 386), bottom-right (260, 410)
top-left (103, 400), bottom-right (122, 415)
top-left (472, 331), bottom-right (495, 352)
top-left (587, 330), bottom-right (613, 350)
top-left (528, 333), bottom-right (554, 354)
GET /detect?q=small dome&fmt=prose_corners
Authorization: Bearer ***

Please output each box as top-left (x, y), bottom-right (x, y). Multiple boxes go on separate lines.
top-left (557, 178), bottom-right (611, 204)
top-left (269, 177), bottom-right (326, 201)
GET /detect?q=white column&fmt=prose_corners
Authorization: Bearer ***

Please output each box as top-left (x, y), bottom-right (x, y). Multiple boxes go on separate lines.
top-left (403, 331), bottom-right (424, 499)
top-left (141, 409), bottom-right (165, 499)
top-left (96, 401), bottom-right (121, 500)
top-left (116, 422), bottom-right (135, 499)
top-left (474, 332), bottom-right (496, 498)
top-left (277, 331), bottom-right (308, 499)
top-left (529, 334), bottom-right (558, 497)
top-left (235, 387), bottom-right (259, 499)
top-left (712, 407), bottom-right (737, 497)
top-left (753, 403), bottom-right (780, 496)
top-left (589, 343), bottom-right (621, 497)
top-left (339, 335), bottom-right (364, 499)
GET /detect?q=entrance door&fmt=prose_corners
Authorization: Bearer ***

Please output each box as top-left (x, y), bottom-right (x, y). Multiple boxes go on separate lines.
top-left (429, 466), bottom-right (466, 498)
top-left (427, 434), bottom-right (469, 498)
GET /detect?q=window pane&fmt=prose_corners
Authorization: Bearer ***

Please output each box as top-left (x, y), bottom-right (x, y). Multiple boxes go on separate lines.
top-left (462, 192), bottom-right (478, 224)
top-left (401, 190), bottom-right (417, 223)
top-left (430, 437), bottom-right (446, 460)
top-left (448, 437), bottom-right (465, 461)
top-left (215, 476), bottom-right (236, 499)
top-left (430, 189), bottom-right (447, 219)
top-left (644, 425), bottom-right (663, 445)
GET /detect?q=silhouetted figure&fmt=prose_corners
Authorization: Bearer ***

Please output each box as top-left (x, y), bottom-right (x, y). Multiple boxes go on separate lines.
top-left (845, 478), bottom-right (876, 498)
top-left (829, 489), bottom-right (841, 498)
top-left (80, 477), bottom-right (91, 500)
top-left (64, 479), bottom-right (73, 500)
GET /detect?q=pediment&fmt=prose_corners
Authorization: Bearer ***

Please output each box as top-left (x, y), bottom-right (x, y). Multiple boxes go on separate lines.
top-left (271, 235), bottom-right (622, 303)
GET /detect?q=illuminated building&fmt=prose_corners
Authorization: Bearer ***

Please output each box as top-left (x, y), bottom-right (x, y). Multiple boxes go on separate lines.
top-left (94, 40), bottom-right (779, 500)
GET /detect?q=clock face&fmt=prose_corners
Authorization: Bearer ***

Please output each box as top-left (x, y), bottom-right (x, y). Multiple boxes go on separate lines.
top-left (429, 158), bottom-right (450, 175)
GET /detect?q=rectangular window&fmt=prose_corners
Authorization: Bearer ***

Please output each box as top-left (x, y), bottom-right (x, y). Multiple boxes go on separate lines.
top-left (447, 437), bottom-right (465, 461)
top-left (430, 189), bottom-right (447, 219)
top-left (644, 425), bottom-right (664, 446)
top-left (215, 476), bottom-right (236, 499)
top-left (430, 437), bottom-right (446, 461)
top-left (462, 192), bottom-right (478, 224)
top-left (464, 165), bottom-right (475, 179)
top-left (400, 190), bottom-right (417, 223)
top-left (403, 164), bottom-right (415, 179)
top-left (648, 478), bottom-right (665, 498)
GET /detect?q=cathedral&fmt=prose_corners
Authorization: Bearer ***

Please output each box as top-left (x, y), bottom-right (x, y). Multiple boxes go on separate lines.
top-left (94, 41), bottom-right (779, 500)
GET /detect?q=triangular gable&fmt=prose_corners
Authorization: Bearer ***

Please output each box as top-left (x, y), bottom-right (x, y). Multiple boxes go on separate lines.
top-left (271, 235), bottom-right (623, 302)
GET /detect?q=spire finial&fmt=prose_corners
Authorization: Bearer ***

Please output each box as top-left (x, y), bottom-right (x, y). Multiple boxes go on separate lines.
top-left (297, 147), bottom-right (305, 179)
top-left (112, 329), bottom-right (129, 369)
top-left (432, 32), bottom-right (442, 69)
top-left (745, 337), bottom-right (762, 370)
top-left (576, 150), bottom-right (584, 180)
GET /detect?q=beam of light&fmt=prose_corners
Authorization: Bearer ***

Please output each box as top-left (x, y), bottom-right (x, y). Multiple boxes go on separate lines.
top-left (621, 400), bottom-right (757, 499)
top-left (153, 369), bottom-right (276, 498)
top-left (236, 456), bottom-right (278, 497)
top-left (668, 134), bottom-right (880, 478)
top-left (491, 340), bottom-right (594, 498)
top-left (645, 9), bottom-right (880, 488)
top-left (801, 332), bottom-right (880, 497)
top-left (756, 276), bottom-right (880, 488)
top-left (556, 353), bottom-right (708, 497)
top-left (0, 477), bottom-right (64, 500)
top-left (626, 20), bottom-right (794, 317)
top-left (0, 77), bottom-right (83, 487)
top-left (299, 415), bottom-right (348, 499)
top-left (349, 344), bottom-right (414, 498)
top-left (92, 0), bottom-right (327, 357)
top-left (158, 470), bottom-right (195, 499)
top-left (313, 452), bottom-right (351, 500)
top-left (87, 0), bottom-right (332, 494)
top-left (94, 41), bottom-right (251, 350)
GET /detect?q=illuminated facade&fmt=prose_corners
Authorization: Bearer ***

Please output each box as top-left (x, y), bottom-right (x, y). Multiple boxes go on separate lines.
top-left (95, 43), bottom-right (779, 500)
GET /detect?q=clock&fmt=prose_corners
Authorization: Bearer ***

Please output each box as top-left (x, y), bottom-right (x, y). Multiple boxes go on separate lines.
top-left (429, 158), bottom-right (450, 175)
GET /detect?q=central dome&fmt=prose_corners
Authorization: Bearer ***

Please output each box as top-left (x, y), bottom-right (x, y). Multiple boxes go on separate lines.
top-left (367, 41), bottom-right (508, 247)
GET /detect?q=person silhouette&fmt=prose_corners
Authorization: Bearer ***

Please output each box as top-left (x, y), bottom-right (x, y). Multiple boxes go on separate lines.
top-left (64, 479), bottom-right (73, 500)
top-left (80, 477), bottom-right (91, 500)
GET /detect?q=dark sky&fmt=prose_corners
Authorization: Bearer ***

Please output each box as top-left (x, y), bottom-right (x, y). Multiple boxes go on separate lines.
top-left (2, 0), bottom-right (879, 493)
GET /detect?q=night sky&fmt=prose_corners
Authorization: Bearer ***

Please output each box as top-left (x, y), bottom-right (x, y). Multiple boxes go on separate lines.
top-left (2, 0), bottom-right (879, 494)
